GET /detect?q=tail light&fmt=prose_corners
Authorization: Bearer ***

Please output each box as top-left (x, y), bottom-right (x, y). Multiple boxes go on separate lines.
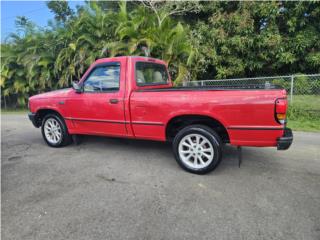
top-left (275, 98), bottom-right (287, 124)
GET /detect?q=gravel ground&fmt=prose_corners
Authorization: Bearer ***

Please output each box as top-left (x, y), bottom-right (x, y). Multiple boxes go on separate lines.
top-left (2, 113), bottom-right (320, 240)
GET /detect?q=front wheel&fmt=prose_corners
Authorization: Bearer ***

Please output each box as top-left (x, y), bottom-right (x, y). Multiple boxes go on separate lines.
top-left (173, 125), bottom-right (222, 174)
top-left (41, 113), bottom-right (71, 147)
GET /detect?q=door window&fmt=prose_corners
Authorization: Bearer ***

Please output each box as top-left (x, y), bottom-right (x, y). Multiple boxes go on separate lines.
top-left (83, 64), bottom-right (120, 92)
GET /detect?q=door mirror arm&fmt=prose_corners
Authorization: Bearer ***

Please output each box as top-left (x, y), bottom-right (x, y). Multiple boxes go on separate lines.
top-left (72, 81), bottom-right (83, 93)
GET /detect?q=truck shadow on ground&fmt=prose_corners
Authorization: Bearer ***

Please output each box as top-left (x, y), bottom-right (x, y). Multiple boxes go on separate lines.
top-left (72, 135), bottom-right (279, 173)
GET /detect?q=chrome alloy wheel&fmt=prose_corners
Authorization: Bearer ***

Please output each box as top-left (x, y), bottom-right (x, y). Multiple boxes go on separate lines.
top-left (44, 118), bottom-right (62, 144)
top-left (178, 133), bottom-right (215, 169)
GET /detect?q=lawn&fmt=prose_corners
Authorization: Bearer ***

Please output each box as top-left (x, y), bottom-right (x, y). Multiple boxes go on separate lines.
top-left (287, 95), bottom-right (320, 132)
top-left (287, 119), bottom-right (320, 132)
top-left (1, 109), bottom-right (28, 114)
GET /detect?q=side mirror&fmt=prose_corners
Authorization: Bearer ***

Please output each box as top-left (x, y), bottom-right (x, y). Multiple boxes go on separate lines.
top-left (72, 81), bottom-right (82, 93)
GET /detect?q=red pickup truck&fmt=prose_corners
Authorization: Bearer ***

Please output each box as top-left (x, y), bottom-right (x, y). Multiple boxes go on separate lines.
top-left (28, 56), bottom-right (293, 174)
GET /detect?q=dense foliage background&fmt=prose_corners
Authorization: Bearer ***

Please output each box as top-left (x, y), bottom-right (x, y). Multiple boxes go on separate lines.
top-left (1, 1), bottom-right (320, 107)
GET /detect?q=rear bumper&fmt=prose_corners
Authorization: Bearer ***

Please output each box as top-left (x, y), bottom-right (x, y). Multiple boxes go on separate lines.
top-left (28, 112), bottom-right (41, 128)
top-left (277, 128), bottom-right (293, 150)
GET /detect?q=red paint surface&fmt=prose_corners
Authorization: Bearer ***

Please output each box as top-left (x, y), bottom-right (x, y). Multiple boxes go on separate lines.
top-left (29, 56), bottom-right (288, 147)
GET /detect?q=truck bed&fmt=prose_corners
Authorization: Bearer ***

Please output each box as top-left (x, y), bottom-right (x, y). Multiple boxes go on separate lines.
top-left (130, 87), bottom-right (287, 146)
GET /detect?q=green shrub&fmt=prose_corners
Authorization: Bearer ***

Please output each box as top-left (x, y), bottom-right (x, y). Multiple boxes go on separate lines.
top-left (293, 75), bottom-right (312, 95)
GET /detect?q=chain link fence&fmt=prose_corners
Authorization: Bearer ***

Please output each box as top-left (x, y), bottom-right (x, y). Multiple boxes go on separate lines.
top-left (186, 74), bottom-right (320, 122)
top-left (187, 74), bottom-right (320, 101)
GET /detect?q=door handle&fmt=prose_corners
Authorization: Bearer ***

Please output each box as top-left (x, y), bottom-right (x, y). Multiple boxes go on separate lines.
top-left (109, 99), bottom-right (119, 104)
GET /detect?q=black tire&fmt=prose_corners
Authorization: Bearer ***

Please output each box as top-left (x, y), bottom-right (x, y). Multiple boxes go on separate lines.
top-left (41, 113), bottom-right (72, 147)
top-left (173, 124), bottom-right (223, 174)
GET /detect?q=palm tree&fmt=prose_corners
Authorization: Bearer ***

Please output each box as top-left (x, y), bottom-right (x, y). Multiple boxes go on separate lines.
top-left (1, 1), bottom-right (196, 107)
top-left (107, 2), bottom-right (195, 85)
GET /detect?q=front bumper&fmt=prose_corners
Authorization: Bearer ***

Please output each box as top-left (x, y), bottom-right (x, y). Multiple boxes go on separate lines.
top-left (28, 112), bottom-right (41, 128)
top-left (277, 128), bottom-right (293, 150)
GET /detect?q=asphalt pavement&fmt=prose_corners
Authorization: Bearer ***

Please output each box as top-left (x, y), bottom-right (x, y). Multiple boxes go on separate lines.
top-left (2, 113), bottom-right (320, 240)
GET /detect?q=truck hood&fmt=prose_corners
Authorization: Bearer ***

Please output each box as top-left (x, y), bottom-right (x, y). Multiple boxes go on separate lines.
top-left (29, 88), bottom-right (72, 100)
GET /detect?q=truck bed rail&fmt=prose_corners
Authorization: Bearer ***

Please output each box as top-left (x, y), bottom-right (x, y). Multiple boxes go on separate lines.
top-left (137, 84), bottom-right (283, 92)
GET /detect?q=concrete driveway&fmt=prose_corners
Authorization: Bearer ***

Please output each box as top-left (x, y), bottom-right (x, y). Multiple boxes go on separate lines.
top-left (2, 113), bottom-right (320, 240)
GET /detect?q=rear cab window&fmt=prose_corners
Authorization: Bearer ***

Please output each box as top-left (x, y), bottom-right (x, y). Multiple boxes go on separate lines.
top-left (135, 62), bottom-right (169, 86)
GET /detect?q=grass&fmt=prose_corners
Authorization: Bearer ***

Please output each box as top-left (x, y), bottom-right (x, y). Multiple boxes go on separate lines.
top-left (1, 95), bottom-right (319, 132)
top-left (1, 108), bottom-right (28, 114)
top-left (287, 119), bottom-right (320, 132)
top-left (287, 95), bottom-right (320, 132)
top-left (288, 95), bottom-right (320, 114)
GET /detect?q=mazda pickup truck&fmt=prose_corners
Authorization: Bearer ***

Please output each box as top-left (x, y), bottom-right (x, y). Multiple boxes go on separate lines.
top-left (28, 56), bottom-right (293, 174)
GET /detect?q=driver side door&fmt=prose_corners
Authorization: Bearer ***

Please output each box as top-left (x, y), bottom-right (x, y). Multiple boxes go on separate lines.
top-left (66, 62), bottom-right (127, 136)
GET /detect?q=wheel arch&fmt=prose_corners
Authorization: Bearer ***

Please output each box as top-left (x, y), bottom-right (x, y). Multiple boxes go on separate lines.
top-left (165, 114), bottom-right (230, 143)
top-left (34, 108), bottom-right (64, 127)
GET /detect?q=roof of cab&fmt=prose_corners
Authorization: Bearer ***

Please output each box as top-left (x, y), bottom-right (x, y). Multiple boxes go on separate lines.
top-left (94, 56), bottom-right (165, 64)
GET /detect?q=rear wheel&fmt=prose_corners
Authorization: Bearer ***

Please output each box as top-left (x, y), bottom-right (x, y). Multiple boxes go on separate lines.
top-left (41, 113), bottom-right (71, 147)
top-left (173, 124), bottom-right (222, 174)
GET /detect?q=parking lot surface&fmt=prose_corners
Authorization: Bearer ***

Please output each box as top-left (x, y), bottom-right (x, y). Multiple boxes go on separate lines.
top-left (2, 114), bottom-right (320, 240)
